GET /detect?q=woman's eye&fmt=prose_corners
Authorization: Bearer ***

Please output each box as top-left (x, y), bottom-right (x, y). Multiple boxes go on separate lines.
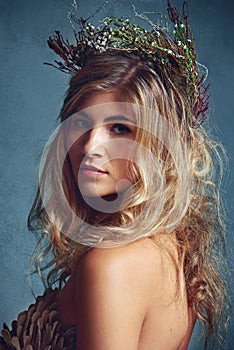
top-left (111, 123), bottom-right (131, 135)
top-left (72, 119), bottom-right (90, 130)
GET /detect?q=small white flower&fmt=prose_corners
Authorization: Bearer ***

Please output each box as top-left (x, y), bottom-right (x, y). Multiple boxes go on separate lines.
top-left (99, 47), bottom-right (106, 52)
top-left (174, 23), bottom-right (178, 28)
top-left (176, 54), bottom-right (185, 59)
top-left (167, 49), bottom-right (173, 55)
top-left (177, 40), bottom-right (181, 46)
top-left (183, 45), bottom-right (187, 50)
top-left (180, 23), bottom-right (185, 28)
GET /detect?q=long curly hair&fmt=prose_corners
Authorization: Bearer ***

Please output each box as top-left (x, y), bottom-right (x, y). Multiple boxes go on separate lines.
top-left (28, 51), bottom-right (229, 348)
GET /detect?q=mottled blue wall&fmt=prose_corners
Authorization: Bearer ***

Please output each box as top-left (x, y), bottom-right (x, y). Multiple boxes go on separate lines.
top-left (1, 0), bottom-right (233, 348)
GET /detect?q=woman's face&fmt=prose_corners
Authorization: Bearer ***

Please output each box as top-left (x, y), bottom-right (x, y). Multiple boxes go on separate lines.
top-left (66, 92), bottom-right (137, 199)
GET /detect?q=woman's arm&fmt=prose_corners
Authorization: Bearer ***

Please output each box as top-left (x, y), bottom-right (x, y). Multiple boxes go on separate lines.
top-left (74, 246), bottom-right (147, 350)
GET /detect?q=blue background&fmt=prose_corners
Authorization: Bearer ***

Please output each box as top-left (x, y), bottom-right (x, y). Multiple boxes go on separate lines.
top-left (0, 0), bottom-right (233, 348)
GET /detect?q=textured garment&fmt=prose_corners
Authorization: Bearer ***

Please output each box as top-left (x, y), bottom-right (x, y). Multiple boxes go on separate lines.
top-left (0, 288), bottom-right (76, 350)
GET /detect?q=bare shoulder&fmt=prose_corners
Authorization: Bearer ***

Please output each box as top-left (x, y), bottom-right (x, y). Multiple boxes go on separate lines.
top-left (75, 235), bottom-right (178, 300)
top-left (73, 238), bottom-right (169, 350)
top-left (71, 236), bottom-right (189, 350)
top-left (77, 237), bottom-right (166, 280)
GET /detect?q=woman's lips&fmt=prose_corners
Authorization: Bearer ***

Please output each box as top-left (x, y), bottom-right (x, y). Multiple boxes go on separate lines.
top-left (79, 165), bottom-right (108, 178)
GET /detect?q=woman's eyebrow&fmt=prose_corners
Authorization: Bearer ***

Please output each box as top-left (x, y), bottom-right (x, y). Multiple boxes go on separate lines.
top-left (74, 111), bottom-right (136, 125)
top-left (75, 110), bottom-right (90, 119)
top-left (104, 115), bottom-right (136, 124)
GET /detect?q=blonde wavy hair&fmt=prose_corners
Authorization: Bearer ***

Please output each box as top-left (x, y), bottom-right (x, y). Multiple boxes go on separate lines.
top-left (28, 51), bottom-right (229, 347)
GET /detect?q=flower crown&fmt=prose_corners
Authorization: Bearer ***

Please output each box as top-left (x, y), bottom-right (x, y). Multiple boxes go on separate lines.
top-left (45, 1), bottom-right (209, 125)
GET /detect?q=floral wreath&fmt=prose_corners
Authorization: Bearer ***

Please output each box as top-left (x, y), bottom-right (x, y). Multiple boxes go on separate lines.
top-left (45, 0), bottom-right (209, 125)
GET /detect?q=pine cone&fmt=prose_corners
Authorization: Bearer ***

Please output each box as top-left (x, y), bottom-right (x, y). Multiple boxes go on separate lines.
top-left (0, 289), bottom-right (76, 350)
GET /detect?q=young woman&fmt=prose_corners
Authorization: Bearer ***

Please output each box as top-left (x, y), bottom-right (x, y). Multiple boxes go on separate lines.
top-left (0, 2), bottom-right (229, 350)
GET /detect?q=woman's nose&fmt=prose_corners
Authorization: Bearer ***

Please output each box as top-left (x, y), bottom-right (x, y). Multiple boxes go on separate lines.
top-left (82, 126), bottom-right (106, 156)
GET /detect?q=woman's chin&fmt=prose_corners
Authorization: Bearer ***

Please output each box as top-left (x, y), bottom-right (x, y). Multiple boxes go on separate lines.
top-left (83, 192), bottom-right (118, 202)
top-left (81, 193), bottom-right (125, 214)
